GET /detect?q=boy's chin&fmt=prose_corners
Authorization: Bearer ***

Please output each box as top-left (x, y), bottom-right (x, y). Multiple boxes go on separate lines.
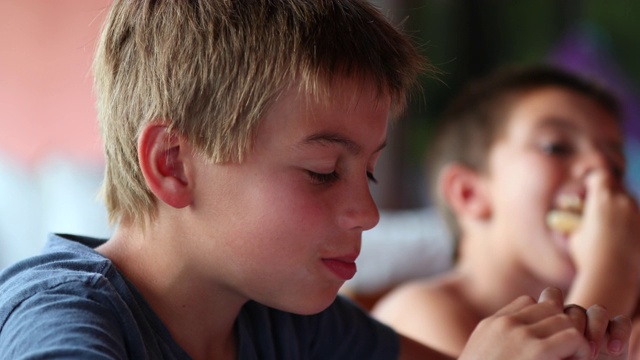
top-left (273, 290), bottom-right (340, 315)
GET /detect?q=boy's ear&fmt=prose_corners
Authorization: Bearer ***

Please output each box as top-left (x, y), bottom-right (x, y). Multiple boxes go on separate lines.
top-left (438, 163), bottom-right (491, 220)
top-left (138, 122), bottom-right (193, 209)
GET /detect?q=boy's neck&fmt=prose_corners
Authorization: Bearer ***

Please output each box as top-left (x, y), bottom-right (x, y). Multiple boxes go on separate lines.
top-left (97, 221), bottom-right (244, 359)
top-left (455, 232), bottom-right (555, 316)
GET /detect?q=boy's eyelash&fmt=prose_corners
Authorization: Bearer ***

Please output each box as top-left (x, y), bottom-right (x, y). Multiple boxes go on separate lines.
top-left (307, 171), bottom-right (340, 185)
top-left (541, 141), bottom-right (573, 155)
top-left (306, 171), bottom-right (379, 185)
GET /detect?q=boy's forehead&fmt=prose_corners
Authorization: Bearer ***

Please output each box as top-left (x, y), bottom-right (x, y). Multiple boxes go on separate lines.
top-left (256, 77), bottom-right (390, 145)
top-left (506, 87), bottom-right (620, 130)
top-left (493, 88), bottom-right (623, 154)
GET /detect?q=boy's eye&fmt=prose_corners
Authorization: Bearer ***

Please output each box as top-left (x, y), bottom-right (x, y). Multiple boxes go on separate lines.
top-left (541, 141), bottom-right (573, 156)
top-left (306, 170), bottom-right (378, 185)
top-left (307, 171), bottom-right (340, 185)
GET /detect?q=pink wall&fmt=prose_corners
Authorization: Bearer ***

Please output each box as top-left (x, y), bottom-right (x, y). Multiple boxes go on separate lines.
top-left (0, 0), bottom-right (111, 167)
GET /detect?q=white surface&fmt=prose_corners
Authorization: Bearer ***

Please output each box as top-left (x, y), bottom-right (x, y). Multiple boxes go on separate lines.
top-left (346, 208), bottom-right (454, 294)
top-left (0, 156), bottom-right (112, 270)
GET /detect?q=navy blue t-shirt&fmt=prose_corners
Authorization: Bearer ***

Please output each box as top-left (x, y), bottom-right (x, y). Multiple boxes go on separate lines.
top-left (0, 234), bottom-right (399, 359)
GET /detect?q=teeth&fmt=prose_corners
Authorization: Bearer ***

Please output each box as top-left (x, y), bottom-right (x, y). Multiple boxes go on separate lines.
top-left (547, 210), bottom-right (582, 234)
top-left (557, 194), bottom-right (583, 212)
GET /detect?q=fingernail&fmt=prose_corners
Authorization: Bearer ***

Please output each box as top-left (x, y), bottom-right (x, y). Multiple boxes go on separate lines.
top-left (609, 339), bottom-right (622, 353)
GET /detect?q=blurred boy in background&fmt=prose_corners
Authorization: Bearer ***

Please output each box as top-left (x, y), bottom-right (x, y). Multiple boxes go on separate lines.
top-left (373, 64), bottom-right (640, 358)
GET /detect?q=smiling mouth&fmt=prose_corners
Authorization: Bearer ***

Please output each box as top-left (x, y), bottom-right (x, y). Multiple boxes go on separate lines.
top-left (546, 194), bottom-right (583, 235)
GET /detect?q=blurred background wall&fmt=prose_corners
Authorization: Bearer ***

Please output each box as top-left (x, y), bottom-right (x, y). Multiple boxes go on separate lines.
top-left (0, 0), bottom-right (111, 268)
top-left (1, 0), bottom-right (109, 167)
top-left (1, 1), bottom-right (639, 273)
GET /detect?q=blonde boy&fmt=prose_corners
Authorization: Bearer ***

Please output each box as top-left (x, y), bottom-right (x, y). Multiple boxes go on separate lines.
top-left (0, 3), bottom-right (629, 359)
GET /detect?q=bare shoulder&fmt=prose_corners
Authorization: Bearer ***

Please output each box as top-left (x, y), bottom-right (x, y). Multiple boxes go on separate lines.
top-left (371, 272), bottom-right (479, 357)
top-left (372, 272), bottom-right (475, 323)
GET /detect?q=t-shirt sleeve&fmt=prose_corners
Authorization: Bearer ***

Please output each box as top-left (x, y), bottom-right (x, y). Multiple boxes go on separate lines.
top-left (0, 281), bottom-right (129, 359)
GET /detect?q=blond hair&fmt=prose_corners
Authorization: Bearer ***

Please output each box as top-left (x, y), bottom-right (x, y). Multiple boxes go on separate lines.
top-left (94, 0), bottom-right (429, 225)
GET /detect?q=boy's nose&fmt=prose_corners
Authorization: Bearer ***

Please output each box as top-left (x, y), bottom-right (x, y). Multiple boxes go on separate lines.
top-left (337, 183), bottom-right (380, 231)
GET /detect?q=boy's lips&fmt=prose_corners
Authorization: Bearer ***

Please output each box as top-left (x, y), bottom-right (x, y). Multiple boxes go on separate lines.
top-left (322, 254), bottom-right (358, 281)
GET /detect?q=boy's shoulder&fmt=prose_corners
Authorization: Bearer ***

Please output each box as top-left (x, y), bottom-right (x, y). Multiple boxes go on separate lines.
top-left (0, 234), bottom-right (115, 306)
top-left (372, 272), bottom-right (479, 354)
top-left (374, 272), bottom-right (473, 316)
top-left (0, 234), bottom-right (190, 359)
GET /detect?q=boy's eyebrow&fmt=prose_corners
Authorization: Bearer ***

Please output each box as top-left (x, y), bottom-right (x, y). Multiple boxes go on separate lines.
top-left (538, 117), bottom-right (624, 151)
top-left (302, 132), bottom-right (387, 154)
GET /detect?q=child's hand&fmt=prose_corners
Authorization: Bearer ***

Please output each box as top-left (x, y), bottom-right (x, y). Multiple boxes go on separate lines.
top-left (567, 170), bottom-right (640, 316)
top-left (564, 303), bottom-right (631, 359)
top-left (460, 288), bottom-right (592, 360)
top-left (570, 169), bottom-right (640, 275)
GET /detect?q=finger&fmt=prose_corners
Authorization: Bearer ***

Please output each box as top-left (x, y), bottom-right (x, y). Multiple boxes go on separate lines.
top-left (606, 315), bottom-right (631, 355)
top-left (492, 294), bottom-right (536, 317)
top-left (585, 305), bottom-right (609, 354)
top-left (537, 287), bottom-right (564, 310)
top-left (502, 288), bottom-right (566, 327)
top-left (585, 168), bottom-right (610, 194)
top-left (542, 327), bottom-right (592, 360)
top-left (564, 304), bottom-right (587, 335)
top-left (528, 312), bottom-right (579, 340)
top-left (512, 300), bottom-right (563, 327)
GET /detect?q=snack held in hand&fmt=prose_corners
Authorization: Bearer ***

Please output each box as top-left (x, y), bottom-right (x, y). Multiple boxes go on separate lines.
top-left (547, 194), bottom-right (583, 234)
